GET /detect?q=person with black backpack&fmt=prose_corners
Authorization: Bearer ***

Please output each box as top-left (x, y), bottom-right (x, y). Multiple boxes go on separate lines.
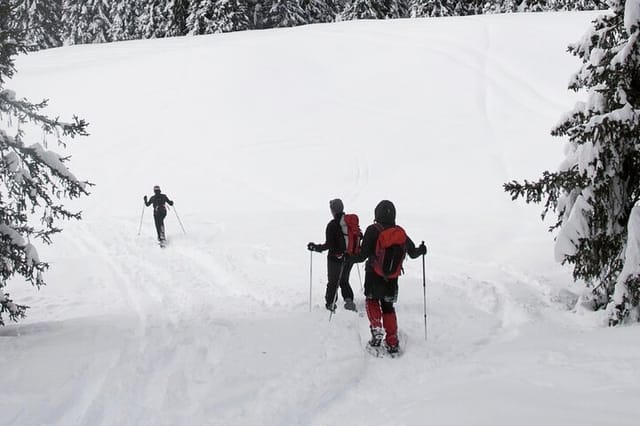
top-left (346, 200), bottom-right (426, 355)
top-left (307, 199), bottom-right (360, 312)
top-left (144, 185), bottom-right (174, 243)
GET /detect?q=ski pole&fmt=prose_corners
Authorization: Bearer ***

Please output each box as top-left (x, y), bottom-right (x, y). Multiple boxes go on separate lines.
top-left (137, 202), bottom-right (145, 235)
top-left (356, 264), bottom-right (363, 291)
top-left (172, 205), bottom-right (187, 235)
top-left (329, 262), bottom-right (346, 322)
top-left (309, 251), bottom-right (313, 312)
top-left (422, 241), bottom-right (427, 341)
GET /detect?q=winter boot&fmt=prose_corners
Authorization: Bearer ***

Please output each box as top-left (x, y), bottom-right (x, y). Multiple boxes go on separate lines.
top-left (344, 299), bottom-right (357, 312)
top-left (385, 341), bottom-right (399, 355)
top-left (368, 327), bottom-right (384, 347)
top-left (325, 302), bottom-right (336, 312)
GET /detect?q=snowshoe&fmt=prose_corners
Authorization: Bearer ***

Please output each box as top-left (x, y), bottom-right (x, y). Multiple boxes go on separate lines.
top-left (385, 342), bottom-right (400, 356)
top-left (325, 303), bottom-right (337, 312)
top-left (344, 299), bottom-right (357, 312)
top-left (368, 327), bottom-right (384, 347)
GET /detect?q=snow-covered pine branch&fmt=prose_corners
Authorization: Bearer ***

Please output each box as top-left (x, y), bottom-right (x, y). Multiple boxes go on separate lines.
top-left (0, 2), bottom-right (91, 325)
top-left (504, 0), bottom-right (640, 324)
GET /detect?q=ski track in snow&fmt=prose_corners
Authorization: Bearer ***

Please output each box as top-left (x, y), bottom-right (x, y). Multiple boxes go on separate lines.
top-left (1, 216), bottom-right (571, 425)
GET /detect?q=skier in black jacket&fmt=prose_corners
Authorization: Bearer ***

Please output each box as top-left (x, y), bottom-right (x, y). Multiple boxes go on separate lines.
top-left (144, 185), bottom-right (174, 242)
top-left (307, 199), bottom-right (357, 312)
top-left (347, 200), bottom-right (426, 354)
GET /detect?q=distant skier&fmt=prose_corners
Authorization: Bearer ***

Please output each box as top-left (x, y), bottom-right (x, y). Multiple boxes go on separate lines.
top-left (347, 200), bottom-right (426, 355)
top-left (144, 185), bottom-right (174, 242)
top-left (307, 199), bottom-right (359, 312)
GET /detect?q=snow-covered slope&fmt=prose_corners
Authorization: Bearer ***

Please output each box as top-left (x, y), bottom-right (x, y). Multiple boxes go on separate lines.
top-left (2, 11), bottom-right (639, 426)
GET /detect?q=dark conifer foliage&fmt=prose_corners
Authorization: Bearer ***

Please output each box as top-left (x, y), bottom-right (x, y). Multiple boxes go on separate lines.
top-left (0, 2), bottom-right (91, 325)
top-left (62, 1), bottom-right (112, 45)
top-left (14, 0), bottom-right (64, 49)
top-left (505, 0), bottom-right (640, 323)
top-left (13, 0), bottom-right (607, 50)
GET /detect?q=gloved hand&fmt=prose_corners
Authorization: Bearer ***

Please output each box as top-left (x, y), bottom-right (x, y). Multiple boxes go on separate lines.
top-left (143, 196), bottom-right (148, 203)
top-left (169, 201), bottom-right (174, 206)
top-left (418, 242), bottom-right (427, 256)
top-left (307, 242), bottom-right (322, 252)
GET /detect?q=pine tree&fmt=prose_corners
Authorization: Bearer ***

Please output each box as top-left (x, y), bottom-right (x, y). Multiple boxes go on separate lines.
top-left (246, 0), bottom-right (265, 29)
top-left (409, 0), bottom-right (454, 16)
top-left (62, 0), bottom-right (90, 44)
top-left (302, 0), bottom-right (340, 23)
top-left (504, 0), bottom-right (640, 323)
top-left (396, 0), bottom-right (411, 16)
top-left (62, 0), bottom-right (111, 45)
top-left (607, 0), bottom-right (640, 324)
top-left (138, 0), bottom-right (166, 39)
top-left (211, 0), bottom-right (251, 33)
top-left (549, 0), bottom-right (607, 11)
top-left (456, 0), bottom-right (485, 15)
top-left (0, 2), bottom-right (90, 325)
top-left (501, 0), bottom-right (521, 12)
top-left (162, 0), bottom-right (190, 36)
top-left (109, 0), bottom-right (141, 41)
top-left (518, 0), bottom-right (548, 11)
top-left (342, 0), bottom-right (389, 19)
top-left (187, 0), bottom-right (212, 34)
top-left (482, 0), bottom-right (505, 13)
top-left (387, 0), bottom-right (409, 17)
top-left (14, 0), bottom-right (64, 50)
top-left (263, 0), bottom-right (308, 28)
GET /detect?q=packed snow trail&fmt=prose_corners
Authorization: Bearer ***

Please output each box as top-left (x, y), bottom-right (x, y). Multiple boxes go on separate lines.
top-left (2, 11), bottom-right (640, 426)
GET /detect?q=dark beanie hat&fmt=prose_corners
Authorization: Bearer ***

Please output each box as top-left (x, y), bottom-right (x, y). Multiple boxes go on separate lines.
top-left (329, 198), bottom-right (344, 216)
top-left (374, 200), bottom-right (396, 225)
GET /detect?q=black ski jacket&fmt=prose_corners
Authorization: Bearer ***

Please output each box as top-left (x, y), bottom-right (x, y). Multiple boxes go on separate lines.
top-left (145, 193), bottom-right (173, 210)
top-left (317, 214), bottom-right (347, 262)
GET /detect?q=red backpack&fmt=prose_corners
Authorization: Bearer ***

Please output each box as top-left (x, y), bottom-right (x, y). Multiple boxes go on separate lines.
top-left (371, 224), bottom-right (407, 280)
top-left (341, 214), bottom-right (362, 255)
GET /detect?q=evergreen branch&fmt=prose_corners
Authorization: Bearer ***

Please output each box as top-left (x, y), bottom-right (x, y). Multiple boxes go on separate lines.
top-left (503, 167), bottom-right (588, 221)
top-left (0, 91), bottom-right (89, 140)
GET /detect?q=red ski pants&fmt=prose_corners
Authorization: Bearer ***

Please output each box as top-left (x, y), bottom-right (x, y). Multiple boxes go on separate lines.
top-left (366, 298), bottom-right (398, 346)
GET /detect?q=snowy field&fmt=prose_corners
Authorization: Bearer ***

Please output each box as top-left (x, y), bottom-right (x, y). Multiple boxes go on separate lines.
top-left (2, 10), bottom-right (640, 426)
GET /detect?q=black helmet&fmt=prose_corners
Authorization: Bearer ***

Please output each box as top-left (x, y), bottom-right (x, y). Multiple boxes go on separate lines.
top-left (153, 185), bottom-right (161, 193)
top-left (329, 198), bottom-right (344, 217)
top-left (374, 200), bottom-right (396, 225)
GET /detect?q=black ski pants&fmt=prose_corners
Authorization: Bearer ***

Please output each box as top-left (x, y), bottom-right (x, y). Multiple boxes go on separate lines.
top-left (326, 258), bottom-right (355, 306)
top-left (153, 206), bottom-right (167, 240)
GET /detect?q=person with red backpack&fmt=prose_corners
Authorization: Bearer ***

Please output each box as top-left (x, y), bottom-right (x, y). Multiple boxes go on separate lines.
top-left (346, 200), bottom-right (426, 355)
top-left (307, 199), bottom-right (360, 312)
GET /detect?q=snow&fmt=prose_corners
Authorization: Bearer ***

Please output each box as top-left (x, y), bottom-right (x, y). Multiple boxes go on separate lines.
top-left (554, 194), bottom-right (592, 261)
top-left (0, 89), bottom-right (17, 101)
top-left (610, 202), bottom-right (640, 319)
top-left (2, 11), bottom-right (640, 426)
top-left (29, 142), bottom-right (84, 186)
top-left (625, 0), bottom-right (640, 33)
top-left (0, 223), bottom-right (26, 246)
top-left (24, 243), bottom-right (40, 266)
